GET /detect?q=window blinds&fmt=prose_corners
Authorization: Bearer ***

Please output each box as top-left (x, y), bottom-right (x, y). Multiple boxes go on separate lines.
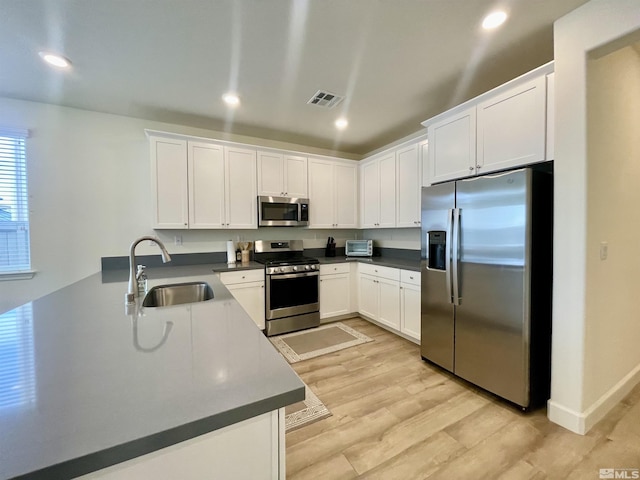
top-left (0, 128), bottom-right (30, 273)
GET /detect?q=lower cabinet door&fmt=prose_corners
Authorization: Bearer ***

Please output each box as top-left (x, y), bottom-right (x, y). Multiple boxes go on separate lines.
top-left (226, 281), bottom-right (265, 330)
top-left (358, 274), bottom-right (378, 320)
top-left (377, 278), bottom-right (400, 330)
top-left (401, 282), bottom-right (421, 342)
top-left (319, 273), bottom-right (350, 319)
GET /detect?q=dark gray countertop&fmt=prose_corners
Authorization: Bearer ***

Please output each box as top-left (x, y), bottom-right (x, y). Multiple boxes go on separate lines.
top-left (318, 256), bottom-right (420, 272)
top-left (209, 261), bottom-right (264, 273)
top-left (0, 265), bottom-right (304, 480)
top-left (206, 256), bottom-right (420, 273)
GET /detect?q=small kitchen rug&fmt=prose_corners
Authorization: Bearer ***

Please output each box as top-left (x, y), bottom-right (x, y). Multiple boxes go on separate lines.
top-left (270, 322), bottom-right (373, 364)
top-left (285, 384), bottom-right (331, 432)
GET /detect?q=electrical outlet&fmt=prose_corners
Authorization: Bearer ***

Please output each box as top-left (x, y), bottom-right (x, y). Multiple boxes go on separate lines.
top-left (600, 241), bottom-right (608, 260)
top-left (174, 235), bottom-right (182, 246)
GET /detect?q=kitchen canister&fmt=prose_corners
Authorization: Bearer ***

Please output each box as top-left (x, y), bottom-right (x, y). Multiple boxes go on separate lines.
top-left (226, 240), bottom-right (236, 264)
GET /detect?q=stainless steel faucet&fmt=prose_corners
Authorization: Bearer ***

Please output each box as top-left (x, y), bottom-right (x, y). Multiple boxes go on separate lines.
top-left (125, 236), bottom-right (172, 304)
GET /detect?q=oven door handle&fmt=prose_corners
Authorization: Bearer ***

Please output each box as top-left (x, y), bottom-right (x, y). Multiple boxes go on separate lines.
top-left (268, 271), bottom-right (319, 280)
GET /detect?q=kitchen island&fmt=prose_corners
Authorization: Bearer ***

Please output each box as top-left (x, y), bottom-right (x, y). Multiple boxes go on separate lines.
top-left (0, 265), bottom-right (304, 479)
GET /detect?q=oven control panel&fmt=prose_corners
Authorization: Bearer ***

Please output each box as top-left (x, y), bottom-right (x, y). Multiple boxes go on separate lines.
top-left (266, 264), bottom-right (318, 275)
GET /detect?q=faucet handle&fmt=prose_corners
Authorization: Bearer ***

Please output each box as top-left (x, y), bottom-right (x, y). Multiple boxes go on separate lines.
top-left (136, 265), bottom-right (147, 295)
top-left (136, 264), bottom-right (146, 280)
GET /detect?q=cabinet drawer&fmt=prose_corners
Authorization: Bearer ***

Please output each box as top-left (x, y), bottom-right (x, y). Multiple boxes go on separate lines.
top-left (220, 269), bottom-right (264, 285)
top-left (320, 263), bottom-right (350, 275)
top-left (400, 269), bottom-right (420, 286)
top-left (358, 263), bottom-right (399, 281)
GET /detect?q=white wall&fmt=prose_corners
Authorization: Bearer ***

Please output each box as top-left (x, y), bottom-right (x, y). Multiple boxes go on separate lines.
top-left (584, 42), bottom-right (640, 412)
top-left (359, 228), bottom-right (420, 250)
top-left (0, 98), bottom-right (358, 313)
top-left (549, 0), bottom-right (640, 434)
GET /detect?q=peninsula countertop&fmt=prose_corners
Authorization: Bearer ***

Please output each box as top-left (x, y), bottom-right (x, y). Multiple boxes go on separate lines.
top-left (0, 265), bottom-right (304, 480)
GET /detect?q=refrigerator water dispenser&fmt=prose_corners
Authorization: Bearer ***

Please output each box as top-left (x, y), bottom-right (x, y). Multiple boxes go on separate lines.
top-left (427, 231), bottom-right (446, 270)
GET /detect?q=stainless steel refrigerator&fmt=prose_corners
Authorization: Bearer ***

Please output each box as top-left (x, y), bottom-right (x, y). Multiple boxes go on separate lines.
top-left (420, 166), bottom-right (553, 409)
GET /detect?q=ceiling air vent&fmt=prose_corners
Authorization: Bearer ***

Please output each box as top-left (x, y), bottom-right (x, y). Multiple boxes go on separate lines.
top-left (307, 90), bottom-right (344, 108)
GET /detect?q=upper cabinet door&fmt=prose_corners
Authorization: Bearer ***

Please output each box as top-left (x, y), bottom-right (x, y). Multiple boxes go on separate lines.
top-left (150, 136), bottom-right (188, 229)
top-left (284, 155), bottom-right (308, 198)
top-left (225, 146), bottom-right (257, 229)
top-left (476, 75), bottom-right (546, 174)
top-left (378, 153), bottom-right (396, 228)
top-left (308, 159), bottom-right (335, 228)
top-left (257, 151), bottom-right (284, 197)
top-left (420, 140), bottom-right (430, 187)
top-left (188, 141), bottom-right (225, 229)
top-left (546, 72), bottom-right (555, 161)
top-left (360, 160), bottom-right (379, 228)
top-left (334, 163), bottom-right (358, 228)
top-left (428, 106), bottom-right (477, 184)
top-left (396, 143), bottom-right (420, 227)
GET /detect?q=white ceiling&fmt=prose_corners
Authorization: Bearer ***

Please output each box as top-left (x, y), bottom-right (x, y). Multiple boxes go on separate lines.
top-left (0, 0), bottom-right (589, 156)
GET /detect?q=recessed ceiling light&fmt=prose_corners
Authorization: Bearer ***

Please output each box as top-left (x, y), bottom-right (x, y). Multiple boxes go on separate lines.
top-left (38, 51), bottom-right (72, 69)
top-left (222, 93), bottom-right (240, 107)
top-left (335, 118), bottom-right (348, 130)
top-left (482, 11), bottom-right (508, 30)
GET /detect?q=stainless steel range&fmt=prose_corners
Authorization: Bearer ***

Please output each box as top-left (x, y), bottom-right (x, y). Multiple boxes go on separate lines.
top-left (254, 240), bottom-right (320, 336)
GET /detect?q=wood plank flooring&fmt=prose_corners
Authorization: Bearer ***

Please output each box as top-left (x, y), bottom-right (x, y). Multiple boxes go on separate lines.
top-left (286, 317), bottom-right (640, 479)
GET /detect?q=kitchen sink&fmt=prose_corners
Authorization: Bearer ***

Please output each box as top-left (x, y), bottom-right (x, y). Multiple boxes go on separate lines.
top-left (142, 282), bottom-right (214, 307)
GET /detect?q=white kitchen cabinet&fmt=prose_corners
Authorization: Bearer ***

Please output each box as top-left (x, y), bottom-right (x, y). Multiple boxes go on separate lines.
top-left (396, 143), bottom-right (421, 227)
top-left (79, 409), bottom-right (285, 480)
top-left (427, 106), bottom-right (477, 184)
top-left (358, 274), bottom-right (379, 320)
top-left (150, 136), bottom-right (189, 228)
top-left (225, 146), bottom-right (258, 229)
top-left (377, 277), bottom-right (401, 330)
top-left (149, 133), bottom-right (256, 230)
top-left (188, 141), bottom-right (225, 228)
top-left (360, 153), bottom-right (396, 228)
top-left (423, 63), bottom-right (554, 184)
top-left (546, 72), bottom-right (555, 161)
top-left (308, 158), bottom-right (357, 228)
top-left (150, 137), bottom-right (226, 229)
top-left (420, 140), bottom-right (430, 187)
top-left (319, 263), bottom-right (351, 319)
top-left (357, 264), bottom-right (400, 330)
top-left (476, 75), bottom-right (546, 174)
top-left (400, 270), bottom-right (421, 343)
top-left (219, 269), bottom-right (265, 329)
top-left (257, 152), bottom-right (308, 198)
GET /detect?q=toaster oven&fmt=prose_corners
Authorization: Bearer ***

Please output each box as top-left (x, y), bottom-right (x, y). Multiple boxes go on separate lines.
top-left (345, 239), bottom-right (373, 257)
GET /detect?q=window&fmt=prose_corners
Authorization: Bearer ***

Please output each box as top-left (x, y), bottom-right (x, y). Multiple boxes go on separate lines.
top-left (0, 128), bottom-right (31, 275)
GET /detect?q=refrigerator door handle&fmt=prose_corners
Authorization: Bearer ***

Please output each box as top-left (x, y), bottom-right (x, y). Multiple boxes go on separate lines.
top-left (445, 208), bottom-right (453, 304)
top-left (452, 207), bottom-right (461, 306)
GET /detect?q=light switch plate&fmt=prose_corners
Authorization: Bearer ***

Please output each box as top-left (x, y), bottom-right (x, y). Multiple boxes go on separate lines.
top-left (600, 241), bottom-right (608, 260)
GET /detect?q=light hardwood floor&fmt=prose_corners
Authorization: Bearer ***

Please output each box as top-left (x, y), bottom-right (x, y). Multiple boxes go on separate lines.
top-left (286, 317), bottom-right (640, 479)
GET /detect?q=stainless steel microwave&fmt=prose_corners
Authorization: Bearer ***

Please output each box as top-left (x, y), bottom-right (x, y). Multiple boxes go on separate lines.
top-left (258, 196), bottom-right (309, 227)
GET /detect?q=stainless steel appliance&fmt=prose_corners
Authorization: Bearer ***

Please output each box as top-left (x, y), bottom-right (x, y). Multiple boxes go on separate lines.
top-left (345, 239), bottom-right (373, 257)
top-left (254, 240), bottom-right (320, 336)
top-left (421, 166), bottom-right (553, 409)
top-left (257, 196), bottom-right (309, 227)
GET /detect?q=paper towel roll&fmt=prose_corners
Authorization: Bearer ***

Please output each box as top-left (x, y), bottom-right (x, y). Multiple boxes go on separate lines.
top-left (227, 240), bottom-right (236, 264)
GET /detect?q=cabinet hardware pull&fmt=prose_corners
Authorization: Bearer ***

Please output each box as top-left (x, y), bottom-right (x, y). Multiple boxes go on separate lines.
top-left (469, 166), bottom-right (474, 171)
top-left (476, 165), bottom-right (481, 169)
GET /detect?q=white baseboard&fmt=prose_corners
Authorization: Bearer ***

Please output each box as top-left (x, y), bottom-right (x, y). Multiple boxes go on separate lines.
top-left (548, 362), bottom-right (640, 435)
